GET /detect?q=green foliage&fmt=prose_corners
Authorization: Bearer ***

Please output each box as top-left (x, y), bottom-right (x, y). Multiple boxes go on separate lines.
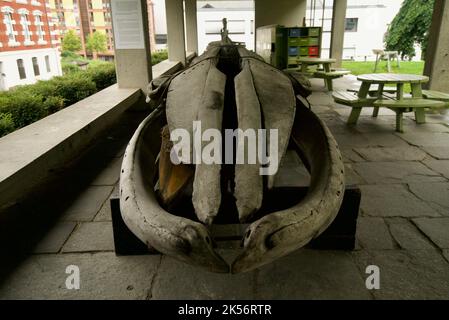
top-left (151, 50), bottom-right (168, 65)
top-left (62, 30), bottom-right (82, 53)
top-left (51, 74), bottom-right (97, 106)
top-left (0, 61), bottom-right (116, 137)
top-left (0, 113), bottom-right (15, 137)
top-left (0, 93), bottom-right (47, 128)
top-left (85, 62), bottom-right (116, 90)
top-left (384, 0), bottom-right (435, 60)
top-left (61, 62), bottom-right (81, 74)
top-left (86, 32), bottom-right (108, 54)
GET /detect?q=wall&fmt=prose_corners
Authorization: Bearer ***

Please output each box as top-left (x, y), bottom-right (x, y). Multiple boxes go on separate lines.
top-left (0, 47), bottom-right (62, 90)
top-left (197, 2), bottom-right (255, 54)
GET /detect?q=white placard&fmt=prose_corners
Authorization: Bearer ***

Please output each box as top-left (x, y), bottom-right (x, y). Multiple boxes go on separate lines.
top-left (111, 0), bottom-right (145, 49)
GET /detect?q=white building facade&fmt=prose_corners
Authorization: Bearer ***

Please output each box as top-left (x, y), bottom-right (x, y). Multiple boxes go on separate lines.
top-left (0, 47), bottom-right (61, 90)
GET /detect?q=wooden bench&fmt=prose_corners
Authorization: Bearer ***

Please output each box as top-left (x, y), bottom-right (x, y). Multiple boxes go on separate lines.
top-left (332, 91), bottom-right (377, 124)
top-left (422, 90), bottom-right (449, 107)
top-left (314, 70), bottom-right (350, 91)
top-left (373, 98), bottom-right (445, 132)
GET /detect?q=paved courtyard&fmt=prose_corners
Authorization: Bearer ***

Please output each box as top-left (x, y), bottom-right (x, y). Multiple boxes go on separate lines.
top-left (1, 76), bottom-right (449, 299)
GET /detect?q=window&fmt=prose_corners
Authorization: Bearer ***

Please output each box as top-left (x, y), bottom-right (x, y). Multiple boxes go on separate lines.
top-left (345, 18), bottom-right (358, 32)
top-left (3, 12), bottom-right (16, 42)
top-left (45, 55), bottom-right (51, 72)
top-left (20, 13), bottom-right (31, 42)
top-left (32, 57), bottom-right (40, 76)
top-left (35, 15), bottom-right (44, 41)
top-left (17, 59), bottom-right (26, 79)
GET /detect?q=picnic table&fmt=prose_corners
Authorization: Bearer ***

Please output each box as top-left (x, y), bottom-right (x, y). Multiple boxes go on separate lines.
top-left (373, 50), bottom-right (400, 73)
top-left (297, 57), bottom-right (350, 91)
top-left (332, 73), bottom-right (446, 132)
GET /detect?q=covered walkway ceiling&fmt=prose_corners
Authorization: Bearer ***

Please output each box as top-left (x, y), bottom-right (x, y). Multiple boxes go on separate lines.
top-left (109, 0), bottom-right (448, 92)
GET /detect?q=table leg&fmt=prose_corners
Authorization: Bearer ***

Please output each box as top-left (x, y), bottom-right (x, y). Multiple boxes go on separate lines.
top-left (411, 83), bottom-right (426, 124)
top-left (348, 108), bottom-right (362, 125)
top-left (372, 83), bottom-right (384, 117)
top-left (387, 57), bottom-right (391, 73)
top-left (396, 54), bottom-right (400, 68)
top-left (395, 109), bottom-right (404, 133)
top-left (374, 54), bottom-right (379, 72)
top-left (396, 83), bottom-right (404, 100)
top-left (358, 82), bottom-right (371, 99)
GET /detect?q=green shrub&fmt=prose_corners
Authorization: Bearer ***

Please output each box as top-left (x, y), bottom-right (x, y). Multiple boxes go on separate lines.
top-left (0, 93), bottom-right (47, 128)
top-left (51, 74), bottom-right (97, 106)
top-left (151, 50), bottom-right (168, 65)
top-left (62, 62), bottom-right (81, 74)
top-left (86, 62), bottom-right (116, 90)
top-left (0, 113), bottom-right (15, 137)
top-left (42, 96), bottom-right (65, 114)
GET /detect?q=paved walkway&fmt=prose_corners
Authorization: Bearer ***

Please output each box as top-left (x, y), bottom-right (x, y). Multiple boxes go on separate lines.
top-left (1, 76), bottom-right (449, 299)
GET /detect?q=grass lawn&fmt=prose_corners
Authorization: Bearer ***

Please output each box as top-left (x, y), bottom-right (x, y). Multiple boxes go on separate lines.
top-left (341, 60), bottom-right (425, 92)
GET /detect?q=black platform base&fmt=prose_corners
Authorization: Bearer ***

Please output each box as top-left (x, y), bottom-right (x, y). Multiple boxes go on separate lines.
top-left (111, 186), bottom-right (361, 255)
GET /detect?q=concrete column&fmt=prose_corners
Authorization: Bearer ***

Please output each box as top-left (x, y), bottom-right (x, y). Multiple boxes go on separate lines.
top-left (423, 0), bottom-right (449, 91)
top-left (111, 0), bottom-right (152, 92)
top-left (255, 0), bottom-right (307, 28)
top-left (185, 0), bottom-right (198, 54)
top-left (165, 0), bottom-right (186, 65)
top-left (330, 0), bottom-right (347, 68)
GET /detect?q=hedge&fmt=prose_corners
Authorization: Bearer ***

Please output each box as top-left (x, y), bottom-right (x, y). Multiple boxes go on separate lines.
top-left (0, 62), bottom-right (116, 137)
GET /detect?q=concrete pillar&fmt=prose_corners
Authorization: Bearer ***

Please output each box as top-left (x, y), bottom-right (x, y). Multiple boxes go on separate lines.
top-left (111, 0), bottom-right (152, 92)
top-left (330, 0), bottom-right (347, 68)
top-left (165, 0), bottom-right (186, 65)
top-left (185, 0), bottom-right (198, 54)
top-left (423, 0), bottom-right (449, 92)
top-left (255, 0), bottom-right (306, 28)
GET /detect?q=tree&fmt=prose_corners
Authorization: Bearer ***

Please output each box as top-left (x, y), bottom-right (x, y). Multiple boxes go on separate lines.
top-left (384, 0), bottom-right (435, 60)
top-left (86, 32), bottom-right (108, 59)
top-left (61, 30), bottom-right (82, 53)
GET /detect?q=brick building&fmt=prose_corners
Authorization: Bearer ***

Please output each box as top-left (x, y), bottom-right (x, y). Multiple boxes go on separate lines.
top-left (0, 0), bottom-right (62, 90)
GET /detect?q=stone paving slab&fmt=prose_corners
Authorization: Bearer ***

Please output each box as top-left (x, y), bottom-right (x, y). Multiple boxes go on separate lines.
top-left (60, 186), bottom-right (114, 222)
top-left (353, 146), bottom-right (427, 162)
top-left (401, 123), bottom-right (449, 133)
top-left (359, 184), bottom-right (440, 218)
top-left (344, 163), bottom-right (366, 185)
top-left (408, 182), bottom-right (449, 216)
top-left (385, 218), bottom-right (435, 250)
top-left (443, 250), bottom-right (449, 264)
top-left (352, 161), bottom-right (446, 184)
top-left (334, 133), bottom-right (409, 149)
top-left (413, 218), bottom-right (449, 249)
top-left (422, 159), bottom-right (449, 179)
top-left (352, 249), bottom-right (449, 299)
top-left (151, 251), bottom-right (254, 299)
top-left (33, 222), bottom-right (77, 254)
top-left (397, 132), bottom-right (449, 147)
top-left (421, 146), bottom-right (449, 160)
top-left (255, 250), bottom-right (372, 300)
top-left (0, 253), bottom-right (159, 299)
top-left (62, 222), bottom-right (114, 253)
top-left (356, 217), bottom-right (395, 249)
top-left (90, 157), bottom-right (122, 186)
top-left (93, 186), bottom-right (118, 222)
top-left (341, 148), bottom-right (365, 163)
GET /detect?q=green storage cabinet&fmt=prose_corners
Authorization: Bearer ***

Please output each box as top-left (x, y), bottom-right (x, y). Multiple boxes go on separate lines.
top-left (256, 25), bottom-right (322, 68)
top-left (299, 47), bottom-right (309, 56)
top-left (308, 38), bottom-right (320, 46)
top-left (298, 38), bottom-right (309, 46)
top-left (309, 28), bottom-right (320, 37)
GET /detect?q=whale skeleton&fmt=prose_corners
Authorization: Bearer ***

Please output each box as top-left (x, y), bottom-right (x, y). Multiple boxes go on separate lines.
top-left (120, 36), bottom-right (345, 274)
